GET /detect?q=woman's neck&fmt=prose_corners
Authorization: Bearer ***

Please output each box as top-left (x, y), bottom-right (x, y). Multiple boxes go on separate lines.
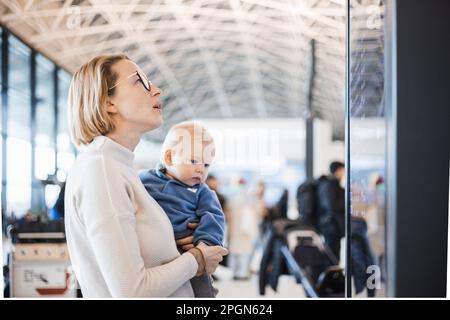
top-left (106, 127), bottom-right (141, 152)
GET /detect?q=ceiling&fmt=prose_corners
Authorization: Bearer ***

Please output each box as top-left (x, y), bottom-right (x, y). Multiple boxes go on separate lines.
top-left (0, 0), bottom-right (347, 141)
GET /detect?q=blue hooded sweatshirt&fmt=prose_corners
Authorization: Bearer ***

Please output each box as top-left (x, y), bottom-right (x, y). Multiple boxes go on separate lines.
top-left (139, 164), bottom-right (225, 246)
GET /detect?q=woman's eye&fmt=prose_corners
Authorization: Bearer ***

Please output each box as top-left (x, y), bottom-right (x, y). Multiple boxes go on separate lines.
top-left (191, 160), bottom-right (198, 164)
top-left (204, 164), bottom-right (210, 168)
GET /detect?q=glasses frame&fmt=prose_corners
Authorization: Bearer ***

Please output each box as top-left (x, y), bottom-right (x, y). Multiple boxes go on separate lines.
top-left (108, 70), bottom-right (152, 93)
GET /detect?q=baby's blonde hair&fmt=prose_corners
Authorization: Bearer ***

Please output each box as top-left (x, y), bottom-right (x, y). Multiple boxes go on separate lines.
top-left (160, 121), bottom-right (215, 165)
top-left (67, 54), bottom-right (129, 146)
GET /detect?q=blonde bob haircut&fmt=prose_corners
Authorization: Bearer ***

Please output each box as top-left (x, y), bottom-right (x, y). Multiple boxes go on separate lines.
top-left (67, 54), bottom-right (129, 146)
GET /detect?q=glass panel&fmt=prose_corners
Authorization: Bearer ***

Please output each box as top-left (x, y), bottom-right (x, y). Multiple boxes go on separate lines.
top-left (35, 54), bottom-right (55, 180)
top-left (0, 27), bottom-right (3, 212)
top-left (35, 143), bottom-right (55, 181)
top-left (8, 36), bottom-right (30, 96)
top-left (36, 54), bottom-right (54, 139)
top-left (349, 0), bottom-right (386, 297)
top-left (57, 70), bottom-right (74, 180)
top-left (0, 26), bottom-right (2, 88)
top-left (8, 90), bottom-right (30, 140)
top-left (6, 137), bottom-right (32, 217)
top-left (6, 35), bottom-right (32, 216)
top-left (0, 132), bottom-right (2, 214)
top-left (57, 70), bottom-right (71, 137)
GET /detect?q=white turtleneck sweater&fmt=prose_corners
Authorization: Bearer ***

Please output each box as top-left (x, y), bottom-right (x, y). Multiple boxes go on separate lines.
top-left (64, 135), bottom-right (197, 298)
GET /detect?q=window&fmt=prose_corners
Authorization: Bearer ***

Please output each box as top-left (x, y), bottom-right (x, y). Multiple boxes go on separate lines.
top-left (35, 54), bottom-right (56, 181)
top-left (6, 137), bottom-right (32, 216)
top-left (1, 31), bottom-right (75, 217)
top-left (1, 27), bottom-right (3, 211)
top-left (349, 0), bottom-right (386, 297)
top-left (7, 36), bottom-right (32, 216)
top-left (8, 36), bottom-right (30, 96)
top-left (57, 70), bottom-right (74, 181)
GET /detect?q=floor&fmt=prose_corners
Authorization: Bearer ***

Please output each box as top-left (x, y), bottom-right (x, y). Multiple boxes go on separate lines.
top-left (213, 262), bottom-right (386, 298)
top-left (213, 265), bottom-right (307, 298)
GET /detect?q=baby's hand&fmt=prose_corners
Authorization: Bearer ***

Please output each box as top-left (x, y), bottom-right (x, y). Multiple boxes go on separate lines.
top-left (176, 223), bottom-right (198, 250)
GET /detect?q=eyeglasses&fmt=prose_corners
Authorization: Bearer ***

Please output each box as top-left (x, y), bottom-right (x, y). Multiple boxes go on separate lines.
top-left (108, 70), bottom-right (152, 94)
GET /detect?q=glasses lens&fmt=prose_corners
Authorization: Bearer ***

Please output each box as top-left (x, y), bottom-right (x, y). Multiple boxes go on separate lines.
top-left (138, 72), bottom-right (151, 91)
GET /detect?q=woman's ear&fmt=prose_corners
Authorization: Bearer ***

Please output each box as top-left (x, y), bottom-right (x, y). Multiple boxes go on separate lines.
top-left (164, 149), bottom-right (173, 166)
top-left (105, 98), bottom-right (118, 114)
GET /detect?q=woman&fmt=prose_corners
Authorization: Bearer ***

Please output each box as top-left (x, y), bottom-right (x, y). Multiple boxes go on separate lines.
top-left (65, 54), bottom-right (227, 297)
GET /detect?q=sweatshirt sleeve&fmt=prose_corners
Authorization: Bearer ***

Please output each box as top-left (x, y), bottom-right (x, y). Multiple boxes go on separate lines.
top-left (193, 186), bottom-right (225, 246)
top-left (74, 156), bottom-right (197, 297)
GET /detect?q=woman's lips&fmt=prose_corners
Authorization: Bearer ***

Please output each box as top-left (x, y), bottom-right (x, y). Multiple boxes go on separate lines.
top-left (153, 102), bottom-right (162, 113)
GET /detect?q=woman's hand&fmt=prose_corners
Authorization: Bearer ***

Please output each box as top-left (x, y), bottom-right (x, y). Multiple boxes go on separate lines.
top-left (176, 223), bottom-right (198, 251)
top-left (196, 242), bottom-right (228, 274)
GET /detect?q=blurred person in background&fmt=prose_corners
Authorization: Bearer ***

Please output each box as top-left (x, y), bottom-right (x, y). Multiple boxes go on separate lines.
top-left (249, 181), bottom-right (269, 274)
top-left (350, 180), bottom-right (376, 297)
top-left (227, 178), bottom-right (259, 280)
top-left (317, 161), bottom-right (345, 262)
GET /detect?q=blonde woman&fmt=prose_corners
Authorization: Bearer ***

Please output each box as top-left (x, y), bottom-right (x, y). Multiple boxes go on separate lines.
top-left (65, 54), bottom-right (227, 297)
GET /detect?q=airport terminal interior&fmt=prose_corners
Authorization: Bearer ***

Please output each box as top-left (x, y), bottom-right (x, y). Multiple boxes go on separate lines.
top-left (0, 0), bottom-right (449, 298)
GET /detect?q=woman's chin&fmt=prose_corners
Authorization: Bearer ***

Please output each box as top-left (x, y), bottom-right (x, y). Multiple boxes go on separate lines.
top-left (143, 118), bottom-right (163, 132)
top-left (153, 112), bottom-right (164, 126)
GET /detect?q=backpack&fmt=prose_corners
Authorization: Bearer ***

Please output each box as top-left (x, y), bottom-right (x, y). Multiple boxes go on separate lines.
top-left (296, 176), bottom-right (326, 230)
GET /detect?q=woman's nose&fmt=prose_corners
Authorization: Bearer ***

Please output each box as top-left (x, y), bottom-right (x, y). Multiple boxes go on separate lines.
top-left (151, 86), bottom-right (162, 96)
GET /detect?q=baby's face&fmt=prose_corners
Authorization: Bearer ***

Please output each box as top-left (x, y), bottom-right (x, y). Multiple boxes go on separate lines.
top-left (166, 140), bottom-right (215, 187)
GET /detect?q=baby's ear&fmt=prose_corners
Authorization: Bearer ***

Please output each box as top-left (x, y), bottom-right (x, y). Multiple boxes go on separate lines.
top-left (164, 149), bottom-right (173, 166)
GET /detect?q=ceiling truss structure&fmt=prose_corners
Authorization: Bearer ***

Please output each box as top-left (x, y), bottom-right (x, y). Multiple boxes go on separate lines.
top-left (0, 0), bottom-right (346, 141)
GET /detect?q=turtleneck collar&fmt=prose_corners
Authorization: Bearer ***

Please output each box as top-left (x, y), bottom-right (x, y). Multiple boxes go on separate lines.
top-left (90, 135), bottom-right (135, 167)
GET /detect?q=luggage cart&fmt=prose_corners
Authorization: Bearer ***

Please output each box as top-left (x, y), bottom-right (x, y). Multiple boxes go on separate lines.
top-left (6, 224), bottom-right (78, 298)
top-left (260, 219), bottom-right (344, 298)
top-left (284, 226), bottom-right (345, 297)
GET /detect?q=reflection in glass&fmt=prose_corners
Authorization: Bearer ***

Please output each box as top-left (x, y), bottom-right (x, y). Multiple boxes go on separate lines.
top-left (349, 0), bottom-right (386, 297)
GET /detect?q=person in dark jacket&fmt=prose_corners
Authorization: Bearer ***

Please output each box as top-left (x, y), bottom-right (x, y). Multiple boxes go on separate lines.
top-left (317, 161), bottom-right (345, 262)
top-left (351, 216), bottom-right (376, 297)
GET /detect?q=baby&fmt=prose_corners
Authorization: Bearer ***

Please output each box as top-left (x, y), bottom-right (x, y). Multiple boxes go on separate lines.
top-left (139, 121), bottom-right (225, 297)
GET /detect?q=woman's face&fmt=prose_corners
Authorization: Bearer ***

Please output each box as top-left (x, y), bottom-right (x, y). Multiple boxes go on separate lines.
top-left (108, 59), bottom-right (162, 133)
